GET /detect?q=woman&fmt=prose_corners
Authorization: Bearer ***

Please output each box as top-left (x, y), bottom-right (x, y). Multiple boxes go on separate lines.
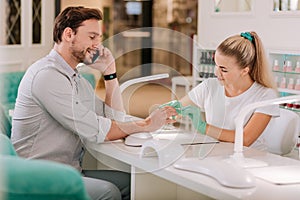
top-left (166, 31), bottom-right (279, 148)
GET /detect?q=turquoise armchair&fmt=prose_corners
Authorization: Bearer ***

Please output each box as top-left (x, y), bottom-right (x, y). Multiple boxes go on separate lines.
top-left (0, 102), bottom-right (90, 200)
top-left (0, 104), bottom-right (11, 138)
top-left (0, 134), bottom-right (91, 200)
top-left (0, 70), bottom-right (96, 199)
top-left (0, 71), bottom-right (25, 124)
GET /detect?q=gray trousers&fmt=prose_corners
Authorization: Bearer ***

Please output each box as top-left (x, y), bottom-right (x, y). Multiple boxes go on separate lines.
top-left (82, 170), bottom-right (130, 200)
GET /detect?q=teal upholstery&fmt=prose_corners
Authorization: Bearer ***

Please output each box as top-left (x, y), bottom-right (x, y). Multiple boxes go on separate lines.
top-left (0, 134), bottom-right (16, 156)
top-left (0, 71), bottom-right (25, 125)
top-left (0, 134), bottom-right (91, 200)
top-left (0, 104), bottom-right (11, 138)
top-left (81, 72), bottom-right (96, 89)
top-left (0, 71), bottom-right (25, 106)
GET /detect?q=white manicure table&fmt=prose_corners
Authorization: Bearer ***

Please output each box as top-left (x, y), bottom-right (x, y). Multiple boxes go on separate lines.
top-left (85, 130), bottom-right (300, 200)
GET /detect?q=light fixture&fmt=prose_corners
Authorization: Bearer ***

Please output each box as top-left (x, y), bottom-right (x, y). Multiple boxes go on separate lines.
top-left (123, 0), bottom-right (151, 2)
top-left (228, 94), bottom-right (300, 168)
top-left (120, 73), bottom-right (169, 93)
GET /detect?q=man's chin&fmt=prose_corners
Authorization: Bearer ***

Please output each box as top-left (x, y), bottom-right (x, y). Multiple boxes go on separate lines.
top-left (82, 58), bottom-right (92, 65)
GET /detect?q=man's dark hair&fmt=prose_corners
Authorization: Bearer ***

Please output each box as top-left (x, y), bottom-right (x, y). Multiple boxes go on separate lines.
top-left (53, 6), bottom-right (103, 43)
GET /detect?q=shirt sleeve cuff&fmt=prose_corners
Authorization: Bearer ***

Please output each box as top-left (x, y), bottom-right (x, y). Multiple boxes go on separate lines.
top-left (96, 116), bottom-right (112, 143)
top-left (104, 105), bottom-right (126, 122)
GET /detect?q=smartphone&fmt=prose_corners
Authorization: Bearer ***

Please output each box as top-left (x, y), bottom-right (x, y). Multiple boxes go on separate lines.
top-left (83, 49), bottom-right (100, 65)
top-left (91, 49), bottom-right (100, 63)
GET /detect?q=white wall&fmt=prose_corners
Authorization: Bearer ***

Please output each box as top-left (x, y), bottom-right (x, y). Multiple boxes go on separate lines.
top-left (60, 0), bottom-right (113, 29)
top-left (198, 0), bottom-right (300, 52)
top-left (0, 1), bottom-right (114, 72)
top-left (61, 0), bottom-right (112, 9)
top-left (0, 1), bottom-right (55, 72)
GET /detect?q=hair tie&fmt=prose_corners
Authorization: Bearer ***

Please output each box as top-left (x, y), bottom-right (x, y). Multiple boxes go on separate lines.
top-left (240, 32), bottom-right (253, 42)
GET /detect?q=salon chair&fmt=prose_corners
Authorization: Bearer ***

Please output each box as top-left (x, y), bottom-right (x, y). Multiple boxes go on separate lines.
top-left (0, 81), bottom-right (90, 200)
top-left (261, 108), bottom-right (300, 155)
top-left (0, 134), bottom-right (91, 200)
top-left (0, 104), bottom-right (11, 138)
top-left (0, 71), bottom-right (25, 124)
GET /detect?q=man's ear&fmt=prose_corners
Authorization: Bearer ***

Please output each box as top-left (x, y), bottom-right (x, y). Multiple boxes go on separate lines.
top-left (62, 27), bottom-right (74, 42)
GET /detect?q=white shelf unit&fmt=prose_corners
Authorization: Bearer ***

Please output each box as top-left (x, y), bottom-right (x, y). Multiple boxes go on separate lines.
top-left (269, 50), bottom-right (300, 113)
top-left (192, 44), bottom-right (216, 88)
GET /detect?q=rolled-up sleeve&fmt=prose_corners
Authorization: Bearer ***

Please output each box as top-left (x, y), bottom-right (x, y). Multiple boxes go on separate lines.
top-left (94, 96), bottom-right (126, 122)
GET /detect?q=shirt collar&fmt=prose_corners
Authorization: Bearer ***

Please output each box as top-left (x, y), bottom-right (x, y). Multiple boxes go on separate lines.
top-left (48, 49), bottom-right (78, 78)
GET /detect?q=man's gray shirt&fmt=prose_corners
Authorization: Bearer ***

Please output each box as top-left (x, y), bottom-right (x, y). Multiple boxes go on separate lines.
top-left (11, 49), bottom-right (125, 171)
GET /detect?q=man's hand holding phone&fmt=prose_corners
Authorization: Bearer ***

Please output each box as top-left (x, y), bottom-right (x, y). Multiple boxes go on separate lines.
top-left (85, 45), bottom-right (116, 75)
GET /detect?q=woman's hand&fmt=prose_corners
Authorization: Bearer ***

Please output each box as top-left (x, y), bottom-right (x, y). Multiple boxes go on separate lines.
top-left (182, 105), bottom-right (207, 134)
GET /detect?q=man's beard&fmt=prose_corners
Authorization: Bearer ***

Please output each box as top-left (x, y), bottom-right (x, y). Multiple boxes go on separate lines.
top-left (70, 40), bottom-right (90, 64)
top-left (71, 48), bottom-right (86, 63)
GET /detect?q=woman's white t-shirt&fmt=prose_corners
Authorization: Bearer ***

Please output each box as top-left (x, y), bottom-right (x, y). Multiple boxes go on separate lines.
top-left (188, 78), bottom-right (280, 148)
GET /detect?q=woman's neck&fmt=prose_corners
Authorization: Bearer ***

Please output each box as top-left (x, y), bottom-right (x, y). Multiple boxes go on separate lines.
top-left (225, 78), bottom-right (254, 97)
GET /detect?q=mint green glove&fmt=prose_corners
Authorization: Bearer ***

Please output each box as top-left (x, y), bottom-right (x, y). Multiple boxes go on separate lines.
top-left (160, 101), bottom-right (206, 134)
top-left (181, 105), bottom-right (207, 135)
top-left (159, 100), bottom-right (183, 115)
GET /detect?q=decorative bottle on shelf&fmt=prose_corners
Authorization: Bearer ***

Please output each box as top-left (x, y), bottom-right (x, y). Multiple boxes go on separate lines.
top-left (200, 52), bottom-right (205, 64)
top-left (287, 78), bottom-right (295, 89)
top-left (209, 66), bottom-right (215, 77)
top-left (204, 65), bottom-right (209, 78)
top-left (279, 77), bottom-right (286, 88)
top-left (198, 65), bottom-right (204, 78)
top-left (273, 59), bottom-right (280, 71)
top-left (295, 79), bottom-right (300, 90)
top-left (293, 101), bottom-right (300, 110)
top-left (273, 0), bottom-right (280, 11)
top-left (275, 76), bottom-right (279, 87)
top-left (295, 61), bottom-right (300, 73)
top-left (286, 60), bottom-right (293, 72)
top-left (283, 61), bottom-right (287, 72)
top-left (281, 0), bottom-right (288, 11)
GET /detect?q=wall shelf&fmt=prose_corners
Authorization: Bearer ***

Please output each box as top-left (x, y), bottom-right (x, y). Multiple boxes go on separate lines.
top-left (192, 45), bottom-right (216, 87)
top-left (270, 10), bottom-right (300, 18)
top-left (279, 88), bottom-right (300, 95)
top-left (270, 51), bottom-right (300, 96)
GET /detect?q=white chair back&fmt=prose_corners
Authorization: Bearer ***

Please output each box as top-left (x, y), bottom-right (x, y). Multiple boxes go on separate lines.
top-left (261, 108), bottom-right (300, 155)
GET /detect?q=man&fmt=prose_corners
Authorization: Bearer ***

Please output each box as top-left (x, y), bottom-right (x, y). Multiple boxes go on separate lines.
top-left (11, 6), bottom-right (176, 200)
